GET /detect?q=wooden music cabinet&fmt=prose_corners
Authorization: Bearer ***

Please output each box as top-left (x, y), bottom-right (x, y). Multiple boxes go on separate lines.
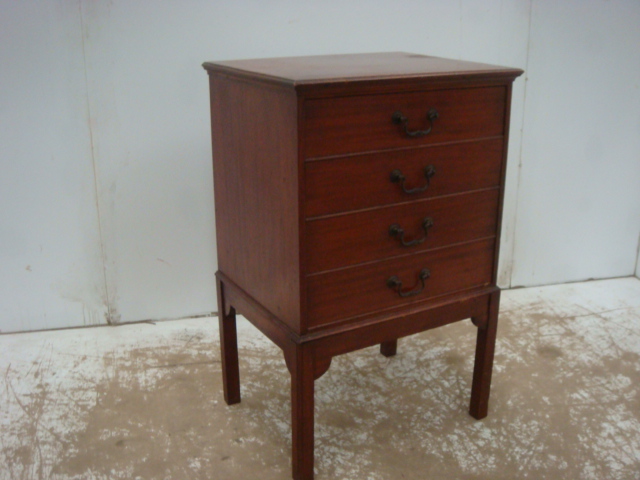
top-left (203, 52), bottom-right (522, 479)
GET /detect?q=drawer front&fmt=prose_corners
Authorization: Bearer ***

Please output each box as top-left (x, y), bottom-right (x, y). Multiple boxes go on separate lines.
top-left (307, 238), bottom-right (494, 329)
top-left (304, 86), bottom-right (506, 158)
top-left (306, 189), bottom-right (499, 274)
top-left (305, 138), bottom-right (503, 218)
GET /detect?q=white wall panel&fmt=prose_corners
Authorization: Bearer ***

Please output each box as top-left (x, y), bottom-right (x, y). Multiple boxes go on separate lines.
top-left (4, 0), bottom-right (638, 332)
top-left (511, 0), bottom-right (640, 287)
top-left (77, 1), bottom-right (219, 322)
top-left (0, 1), bottom-right (108, 332)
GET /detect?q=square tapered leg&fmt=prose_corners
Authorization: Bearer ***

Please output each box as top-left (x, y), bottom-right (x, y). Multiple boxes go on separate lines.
top-left (216, 277), bottom-right (241, 405)
top-left (469, 290), bottom-right (500, 419)
top-left (380, 340), bottom-right (398, 357)
top-left (290, 344), bottom-right (315, 480)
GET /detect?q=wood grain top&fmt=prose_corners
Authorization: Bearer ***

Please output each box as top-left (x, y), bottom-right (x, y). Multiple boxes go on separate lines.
top-left (202, 52), bottom-right (523, 86)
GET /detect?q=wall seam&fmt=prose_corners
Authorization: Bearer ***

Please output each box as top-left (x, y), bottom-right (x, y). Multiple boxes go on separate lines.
top-left (79, 0), bottom-right (113, 325)
top-left (508, 0), bottom-right (534, 288)
top-left (635, 230), bottom-right (640, 278)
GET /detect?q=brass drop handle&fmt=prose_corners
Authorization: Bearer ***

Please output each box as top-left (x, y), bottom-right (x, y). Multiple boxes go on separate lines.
top-left (390, 165), bottom-right (436, 194)
top-left (389, 217), bottom-right (434, 247)
top-left (386, 269), bottom-right (431, 298)
top-left (392, 108), bottom-right (439, 137)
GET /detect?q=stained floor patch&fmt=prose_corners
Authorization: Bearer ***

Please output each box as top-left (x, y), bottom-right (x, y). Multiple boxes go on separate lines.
top-left (1, 277), bottom-right (640, 479)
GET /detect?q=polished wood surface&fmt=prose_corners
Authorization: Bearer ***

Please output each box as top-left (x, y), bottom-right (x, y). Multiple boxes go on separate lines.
top-left (470, 289), bottom-right (501, 419)
top-left (216, 276), bottom-right (240, 405)
top-left (308, 289), bottom-right (490, 359)
top-left (307, 238), bottom-right (495, 329)
top-left (306, 188), bottom-right (500, 273)
top-left (290, 343), bottom-right (315, 480)
top-left (304, 86), bottom-right (506, 158)
top-left (204, 51), bottom-right (520, 86)
top-left (304, 138), bottom-right (504, 217)
top-left (209, 75), bottom-right (301, 331)
top-left (205, 52), bottom-right (522, 480)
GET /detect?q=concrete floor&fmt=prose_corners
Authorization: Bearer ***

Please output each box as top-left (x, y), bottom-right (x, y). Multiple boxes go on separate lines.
top-left (1, 277), bottom-right (640, 480)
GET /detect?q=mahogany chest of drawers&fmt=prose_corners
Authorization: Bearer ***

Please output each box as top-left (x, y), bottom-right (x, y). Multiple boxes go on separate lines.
top-left (204, 52), bottom-right (522, 479)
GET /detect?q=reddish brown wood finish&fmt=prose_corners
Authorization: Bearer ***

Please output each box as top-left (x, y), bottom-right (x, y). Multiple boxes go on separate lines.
top-left (205, 52), bottom-right (522, 480)
top-left (470, 289), bottom-right (501, 419)
top-left (380, 340), bottom-right (398, 357)
top-left (303, 86), bottom-right (506, 158)
top-left (307, 289), bottom-right (491, 359)
top-left (290, 343), bottom-right (315, 480)
top-left (304, 138), bottom-right (504, 217)
top-left (306, 188), bottom-right (500, 273)
top-left (217, 272), bottom-right (294, 352)
top-left (209, 75), bottom-right (301, 331)
top-left (307, 238), bottom-right (495, 328)
top-left (216, 277), bottom-right (241, 405)
top-left (204, 52), bottom-right (521, 86)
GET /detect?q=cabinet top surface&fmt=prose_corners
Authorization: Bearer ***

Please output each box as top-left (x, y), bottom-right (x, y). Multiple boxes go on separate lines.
top-left (203, 52), bottom-right (523, 86)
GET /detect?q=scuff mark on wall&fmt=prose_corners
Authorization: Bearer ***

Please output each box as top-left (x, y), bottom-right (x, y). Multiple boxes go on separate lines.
top-left (52, 270), bottom-right (108, 327)
top-left (78, 0), bottom-right (117, 324)
top-left (107, 304), bottom-right (122, 324)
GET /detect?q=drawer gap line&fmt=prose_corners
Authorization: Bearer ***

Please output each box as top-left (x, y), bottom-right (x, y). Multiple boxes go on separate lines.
top-left (305, 187), bottom-right (501, 221)
top-left (306, 235), bottom-right (497, 277)
top-left (306, 284), bottom-right (494, 332)
top-left (304, 135), bottom-right (505, 163)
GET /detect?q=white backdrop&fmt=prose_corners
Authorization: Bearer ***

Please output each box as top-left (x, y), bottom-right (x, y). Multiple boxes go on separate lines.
top-left (1, 0), bottom-right (639, 333)
top-left (511, 0), bottom-right (640, 287)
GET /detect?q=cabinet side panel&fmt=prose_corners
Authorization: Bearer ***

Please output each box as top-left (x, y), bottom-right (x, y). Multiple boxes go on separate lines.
top-left (209, 75), bottom-right (300, 331)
